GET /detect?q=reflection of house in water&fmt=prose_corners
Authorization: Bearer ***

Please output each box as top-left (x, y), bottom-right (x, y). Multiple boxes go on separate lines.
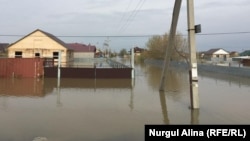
top-left (0, 78), bottom-right (46, 97)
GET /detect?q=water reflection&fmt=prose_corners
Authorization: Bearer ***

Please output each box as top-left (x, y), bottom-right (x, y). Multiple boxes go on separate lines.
top-left (190, 109), bottom-right (199, 124)
top-left (0, 78), bottom-right (45, 97)
top-left (159, 91), bottom-right (169, 124)
top-left (0, 78), bottom-right (133, 97)
top-left (199, 71), bottom-right (250, 88)
top-left (146, 65), bottom-right (187, 92)
top-left (158, 89), bottom-right (200, 125)
top-left (44, 78), bottom-right (132, 90)
top-left (129, 79), bottom-right (135, 111)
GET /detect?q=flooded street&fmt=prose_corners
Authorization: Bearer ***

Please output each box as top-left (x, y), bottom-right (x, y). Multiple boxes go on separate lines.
top-left (0, 62), bottom-right (250, 141)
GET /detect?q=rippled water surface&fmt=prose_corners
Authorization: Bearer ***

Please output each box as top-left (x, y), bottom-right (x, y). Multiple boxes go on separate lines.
top-left (0, 63), bottom-right (250, 141)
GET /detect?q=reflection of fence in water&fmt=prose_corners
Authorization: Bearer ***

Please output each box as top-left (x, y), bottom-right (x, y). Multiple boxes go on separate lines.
top-left (0, 78), bottom-right (45, 97)
top-left (44, 78), bottom-right (133, 89)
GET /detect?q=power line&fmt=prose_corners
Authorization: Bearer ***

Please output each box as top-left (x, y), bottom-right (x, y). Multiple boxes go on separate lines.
top-left (0, 35), bottom-right (154, 38)
top-left (0, 31), bottom-right (250, 38)
top-left (117, 0), bottom-right (133, 30)
top-left (119, 0), bottom-right (147, 32)
top-left (198, 31), bottom-right (250, 36)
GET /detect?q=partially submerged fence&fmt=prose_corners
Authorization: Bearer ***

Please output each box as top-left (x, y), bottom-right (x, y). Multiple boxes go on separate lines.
top-left (0, 58), bottom-right (132, 79)
top-left (44, 58), bottom-right (133, 79)
top-left (0, 58), bottom-right (44, 78)
top-left (145, 59), bottom-right (250, 78)
top-left (44, 67), bottom-right (132, 79)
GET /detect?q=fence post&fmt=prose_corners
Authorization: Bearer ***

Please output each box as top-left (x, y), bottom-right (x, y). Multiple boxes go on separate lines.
top-left (57, 50), bottom-right (61, 87)
top-left (131, 48), bottom-right (135, 78)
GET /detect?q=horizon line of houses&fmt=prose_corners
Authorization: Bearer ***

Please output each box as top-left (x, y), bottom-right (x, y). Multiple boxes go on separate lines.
top-left (0, 29), bottom-right (146, 59)
top-left (0, 29), bottom-right (101, 61)
top-left (0, 29), bottom-right (249, 64)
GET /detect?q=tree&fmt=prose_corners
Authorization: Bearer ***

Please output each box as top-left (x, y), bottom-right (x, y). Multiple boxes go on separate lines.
top-left (119, 48), bottom-right (128, 57)
top-left (145, 33), bottom-right (188, 61)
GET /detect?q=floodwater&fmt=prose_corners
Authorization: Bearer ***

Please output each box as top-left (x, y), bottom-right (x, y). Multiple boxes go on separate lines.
top-left (0, 62), bottom-right (250, 141)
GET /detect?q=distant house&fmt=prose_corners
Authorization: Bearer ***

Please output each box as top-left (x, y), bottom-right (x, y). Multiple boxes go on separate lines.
top-left (203, 48), bottom-right (229, 62)
top-left (7, 29), bottom-right (73, 66)
top-left (133, 47), bottom-right (146, 56)
top-left (233, 50), bottom-right (250, 67)
top-left (67, 43), bottom-right (96, 58)
top-left (229, 51), bottom-right (239, 57)
top-left (67, 43), bottom-right (97, 68)
top-left (0, 43), bottom-right (9, 53)
top-left (240, 50), bottom-right (250, 56)
top-left (95, 49), bottom-right (103, 58)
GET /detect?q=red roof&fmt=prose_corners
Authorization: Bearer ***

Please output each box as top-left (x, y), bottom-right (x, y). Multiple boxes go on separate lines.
top-left (67, 43), bottom-right (96, 52)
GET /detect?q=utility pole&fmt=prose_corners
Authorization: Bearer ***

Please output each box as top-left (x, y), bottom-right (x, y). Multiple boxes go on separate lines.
top-left (187, 0), bottom-right (199, 109)
top-left (159, 0), bottom-right (182, 91)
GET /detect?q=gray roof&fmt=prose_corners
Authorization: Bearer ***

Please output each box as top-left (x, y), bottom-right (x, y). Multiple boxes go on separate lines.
top-left (205, 48), bottom-right (229, 54)
top-left (8, 29), bottom-right (70, 50)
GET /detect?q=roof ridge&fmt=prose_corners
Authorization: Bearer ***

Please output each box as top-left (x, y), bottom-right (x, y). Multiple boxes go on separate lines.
top-left (7, 29), bottom-right (69, 49)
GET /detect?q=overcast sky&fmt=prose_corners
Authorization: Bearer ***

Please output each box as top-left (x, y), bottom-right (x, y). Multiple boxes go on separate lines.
top-left (0, 0), bottom-right (250, 52)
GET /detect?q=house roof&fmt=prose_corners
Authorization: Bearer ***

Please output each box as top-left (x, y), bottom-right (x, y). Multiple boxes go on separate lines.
top-left (134, 47), bottom-right (146, 53)
top-left (67, 43), bottom-right (96, 52)
top-left (240, 50), bottom-right (250, 56)
top-left (8, 29), bottom-right (70, 50)
top-left (205, 48), bottom-right (229, 54)
top-left (0, 43), bottom-right (9, 51)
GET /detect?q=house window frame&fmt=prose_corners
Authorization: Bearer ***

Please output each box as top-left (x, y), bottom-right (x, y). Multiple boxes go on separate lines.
top-left (53, 52), bottom-right (59, 59)
top-left (15, 51), bottom-right (23, 58)
top-left (35, 53), bottom-right (40, 58)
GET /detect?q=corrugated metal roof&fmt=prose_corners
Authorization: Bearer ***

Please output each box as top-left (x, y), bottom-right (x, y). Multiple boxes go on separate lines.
top-left (67, 43), bottom-right (96, 52)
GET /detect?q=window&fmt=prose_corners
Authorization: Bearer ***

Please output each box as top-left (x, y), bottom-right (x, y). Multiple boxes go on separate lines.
top-left (35, 53), bottom-right (40, 58)
top-left (15, 51), bottom-right (22, 58)
top-left (53, 52), bottom-right (59, 59)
